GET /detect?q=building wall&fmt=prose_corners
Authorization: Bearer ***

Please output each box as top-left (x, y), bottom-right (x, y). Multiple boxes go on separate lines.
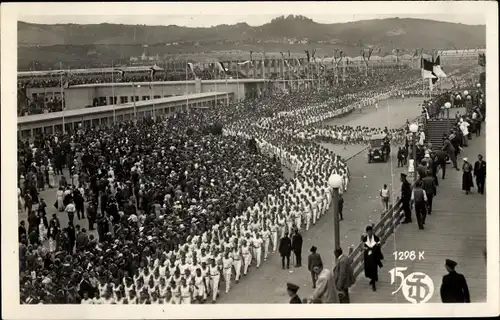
top-left (26, 80), bottom-right (263, 110)
top-left (18, 93), bottom-right (234, 139)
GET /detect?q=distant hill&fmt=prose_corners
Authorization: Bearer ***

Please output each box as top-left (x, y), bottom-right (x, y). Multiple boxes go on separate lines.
top-left (17, 16), bottom-right (486, 70)
top-left (18, 16), bottom-right (486, 48)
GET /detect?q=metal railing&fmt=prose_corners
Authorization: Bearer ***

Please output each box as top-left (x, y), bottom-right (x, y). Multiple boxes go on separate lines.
top-left (348, 199), bottom-right (405, 278)
top-left (346, 113), bottom-right (426, 277)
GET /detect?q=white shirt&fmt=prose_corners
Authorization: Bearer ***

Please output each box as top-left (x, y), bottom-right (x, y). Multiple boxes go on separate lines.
top-left (380, 188), bottom-right (389, 198)
top-left (65, 203), bottom-right (76, 213)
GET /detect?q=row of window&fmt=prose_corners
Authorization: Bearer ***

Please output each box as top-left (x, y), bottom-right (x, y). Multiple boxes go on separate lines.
top-left (93, 95), bottom-right (172, 107)
top-left (18, 96), bottom-right (233, 140)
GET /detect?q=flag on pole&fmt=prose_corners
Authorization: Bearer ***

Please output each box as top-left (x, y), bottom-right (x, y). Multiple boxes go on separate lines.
top-left (149, 67), bottom-right (156, 78)
top-left (216, 61), bottom-right (227, 73)
top-left (432, 56), bottom-right (447, 78)
top-left (421, 57), bottom-right (437, 79)
top-left (116, 69), bottom-right (126, 77)
top-left (237, 60), bottom-right (253, 66)
top-left (478, 53), bottom-right (486, 66)
top-left (280, 52), bottom-right (290, 67)
top-left (187, 62), bottom-right (197, 78)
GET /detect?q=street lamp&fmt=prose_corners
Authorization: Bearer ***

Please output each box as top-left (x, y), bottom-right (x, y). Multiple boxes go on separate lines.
top-left (328, 173), bottom-right (343, 251)
top-left (409, 123), bottom-right (419, 183)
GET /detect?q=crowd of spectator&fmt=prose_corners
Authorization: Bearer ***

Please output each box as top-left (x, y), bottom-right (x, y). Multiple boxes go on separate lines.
top-left (16, 64), bottom-right (481, 304)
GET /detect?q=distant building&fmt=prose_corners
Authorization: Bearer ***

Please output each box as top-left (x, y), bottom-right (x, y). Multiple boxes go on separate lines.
top-left (440, 48), bottom-right (485, 58)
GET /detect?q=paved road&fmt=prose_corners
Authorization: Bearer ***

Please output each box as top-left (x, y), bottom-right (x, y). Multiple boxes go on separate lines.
top-left (19, 97), bottom-right (424, 303)
top-left (350, 132), bottom-right (487, 303)
top-left (214, 97), bottom-right (424, 303)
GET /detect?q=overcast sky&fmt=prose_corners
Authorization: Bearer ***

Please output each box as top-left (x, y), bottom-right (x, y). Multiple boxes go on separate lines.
top-left (14, 2), bottom-right (486, 27)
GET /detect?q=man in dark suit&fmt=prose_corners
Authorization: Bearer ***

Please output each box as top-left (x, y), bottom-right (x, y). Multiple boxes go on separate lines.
top-left (400, 173), bottom-right (412, 224)
top-left (416, 160), bottom-right (428, 182)
top-left (308, 246), bottom-right (323, 288)
top-left (440, 259), bottom-right (470, 303)
top-left (421, 171), bottom-right (437, 215)
top-left (286, 282), bottom-right (302, 304)
top-left (333, 247), bottom-right (355, 303)
top-left (279, 232), bottom-right (292, 269)
top-left (434, 149), bottom-right (448, 180)
top-left (291, 229), bottom-right (303, 267)
top-left (473, 154), bottom-right (486, 194)
top-left (442, 136), bottom-right (459, 170)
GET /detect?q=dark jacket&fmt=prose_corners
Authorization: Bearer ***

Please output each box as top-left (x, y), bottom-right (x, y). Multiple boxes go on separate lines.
top-left (289, 295), bottom-right (302, 304)
top-left (401, 180), bottom-right (412, 201)
top-left (416, 165), bottom-right (427, 181)
top-left (75, 232), bottom-right (88, 250)
top-left (442, 139), bottom-right (455, 154)
top-left (279, 236), bottom-right (292, 256)
top-left (308, 252), bottom-right (323, 271)
top-left (291, 233), bottom-right (303, 252)
top-left (421, 176), bottom-right (437, 196)
top-left (473, 160), bottom-right (486, 178)
top-left (440, 271), bottom-right (470, 303)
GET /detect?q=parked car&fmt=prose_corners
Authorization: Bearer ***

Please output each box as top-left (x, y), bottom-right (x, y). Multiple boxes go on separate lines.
top-left (368, 133), bottom-right (391, 163)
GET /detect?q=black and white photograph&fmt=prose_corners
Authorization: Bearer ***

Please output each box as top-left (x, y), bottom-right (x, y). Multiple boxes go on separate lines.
top-left (1, 1), bottom-right (498, 319)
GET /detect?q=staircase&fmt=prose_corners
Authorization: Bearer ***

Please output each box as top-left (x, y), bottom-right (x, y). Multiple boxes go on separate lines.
top-left (426, 119), bottom-right (456, 151)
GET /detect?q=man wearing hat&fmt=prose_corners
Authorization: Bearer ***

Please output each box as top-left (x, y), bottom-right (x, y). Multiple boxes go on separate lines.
top-left (400, 173), bottom-right (412, 224)
top-left (307, 246), bottom-right (323, 288)
top-left (421, 170), bottom-right (437, 215)
top-left (286, 282), bottom-right (302, 304)
top-left (440, 259), bottom-right (470, 303)
top-left (411, 180), bottom-right (427, 229)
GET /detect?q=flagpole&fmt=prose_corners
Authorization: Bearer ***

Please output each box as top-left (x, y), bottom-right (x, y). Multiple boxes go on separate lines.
top-left (112, 60), bottom-right (116, 124)
top-left (236, 60), bottom-right (240, 101)
top-left (186, 62), bottom-right (189, 112)
top-left (60, 62), bottom-right (65, 135)
top-left (132, 82), bottom-right (137, 121)
top-left (151, 70), bottom-right (155, 121)
top-left (282, 58), bottom-right (285, 92)
top-left (225, 71), bottom-right (229, 105)
top-left (429, 78), bottom-right (433, 100)
top-left (215, 70), bottom-right (218, 106)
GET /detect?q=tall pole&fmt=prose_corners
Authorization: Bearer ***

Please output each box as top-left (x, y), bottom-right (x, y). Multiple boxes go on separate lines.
top-left (186, 62), bottom-right (189, 112)
top-left (60, 62), bottom-right (65, 134)
top-left (215, 73), bottom-right (218, 106)
top-left (412, 132), bottom-right (417, 182)
top-left (150, 71), bottom-right (155, 121)
top-left (236, 61), bottom-right (240, 101)
top-left (112, 60), bottom-right (116, 124)
top-left (332, 186), bottom-right (340, 250)
top-left (225, 71), bottom-right (229, 105)
top-left (132, 82), bottom-right (137, 121)
top-left (282, 59), bottom-right (285, 92)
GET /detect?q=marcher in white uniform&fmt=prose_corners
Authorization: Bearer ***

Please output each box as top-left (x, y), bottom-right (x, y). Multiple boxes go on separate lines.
top-left (231, 245), bottom-right (242, 283)
top-left (222, 252), bottom-right (233, 293)
top-left (252, 234), bottom-right (263, 268)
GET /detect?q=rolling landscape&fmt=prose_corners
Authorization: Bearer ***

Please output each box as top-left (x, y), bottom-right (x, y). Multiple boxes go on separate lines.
top-left (18, 15), bottom-right (486, 71)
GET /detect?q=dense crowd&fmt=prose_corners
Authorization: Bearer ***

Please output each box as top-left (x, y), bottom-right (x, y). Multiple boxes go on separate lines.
top-left (17, 65), bottom-right (480, 304)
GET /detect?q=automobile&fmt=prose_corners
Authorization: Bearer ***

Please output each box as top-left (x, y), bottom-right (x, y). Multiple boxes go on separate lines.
top-left (368, 133), bottom-right (391, 163)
